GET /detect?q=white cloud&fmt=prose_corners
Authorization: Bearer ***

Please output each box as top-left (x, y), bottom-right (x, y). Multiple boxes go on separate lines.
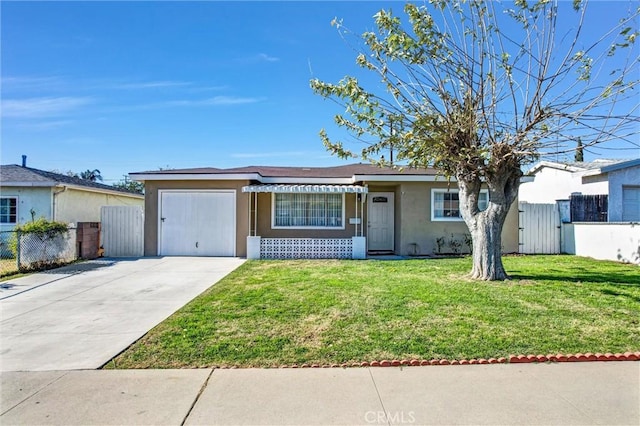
top-left (257, 53), bottom-right (280, 62)
top-left (151, 96), bottom-right (264, 108)
top-left (1, 97), bottom-right (92, 118)
top-left (236, 53), bottom-right (280, 64)
top-left (188, 85), bottom-right (229, 93)
top-left (203, 96), bottom-right (264, 105)
top-left (1, 76), bottom-right (66, 92)
top-left (111, 81), bottom-right (193, 90)
top-left (17, 120), bottom-right (75, 131)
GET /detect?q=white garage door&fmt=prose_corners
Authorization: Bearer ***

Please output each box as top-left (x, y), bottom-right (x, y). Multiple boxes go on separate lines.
top-left (159, 190), bottom-right (236, 256)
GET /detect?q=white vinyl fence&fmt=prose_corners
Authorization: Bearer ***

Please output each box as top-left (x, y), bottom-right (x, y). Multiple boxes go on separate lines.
top-left (101, 206), bottom-right (144, 257)
top-left (518, 202), bottom-right (561, 254)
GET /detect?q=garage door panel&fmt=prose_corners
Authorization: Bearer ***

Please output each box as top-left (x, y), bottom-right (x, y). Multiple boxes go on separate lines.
top-left (160, 192), bottom-right (199, 256)
top-left (159, 191), bottom-right (236, 256)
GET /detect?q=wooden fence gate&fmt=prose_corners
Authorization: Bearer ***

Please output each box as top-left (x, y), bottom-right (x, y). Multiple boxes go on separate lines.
top-left (518, 202), bottom-right (561, 254)
top-left (570, 194), bottom-right (608, 222)
top-left (101, 206), bottom-right (144, 257)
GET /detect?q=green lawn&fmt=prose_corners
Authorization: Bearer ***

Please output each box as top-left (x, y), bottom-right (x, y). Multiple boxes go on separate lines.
top-left (108, 255), bottom-right (640, 369)
top-left (0, 257), bottom-right (19, 278)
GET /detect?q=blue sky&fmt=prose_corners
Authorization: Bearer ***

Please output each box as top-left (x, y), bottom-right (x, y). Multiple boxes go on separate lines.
top-left (2, 1), bottom-right (639, 184)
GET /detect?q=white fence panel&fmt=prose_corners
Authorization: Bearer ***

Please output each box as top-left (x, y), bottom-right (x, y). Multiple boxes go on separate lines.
top-left (518, 202), bottom-right (561, 254)
top-left (562, 222), bottom-right (640, 264)
top-left (101, 206), bottom-right (144, 257)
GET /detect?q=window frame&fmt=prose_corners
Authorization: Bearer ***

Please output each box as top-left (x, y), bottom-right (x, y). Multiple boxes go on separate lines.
top-left (431, 189), bottom-right (488, 222)
top-left (271, 192), bottom-right (346, 230)
top-left (0, 197), bottom-right (18, 224)
top-left (622, 185), bottom-right (640, 222)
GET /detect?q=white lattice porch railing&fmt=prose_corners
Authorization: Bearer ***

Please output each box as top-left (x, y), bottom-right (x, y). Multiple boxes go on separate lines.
top-left (260, 238), bottom-right (353, 259)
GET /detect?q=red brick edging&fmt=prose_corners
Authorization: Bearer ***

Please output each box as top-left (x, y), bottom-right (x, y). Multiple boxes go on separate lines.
top-left (210, 351), bottom-right (639, 369)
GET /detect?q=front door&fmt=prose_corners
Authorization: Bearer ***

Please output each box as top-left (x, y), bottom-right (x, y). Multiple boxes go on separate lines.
top-left (367, 192), bottom-right (394, 251)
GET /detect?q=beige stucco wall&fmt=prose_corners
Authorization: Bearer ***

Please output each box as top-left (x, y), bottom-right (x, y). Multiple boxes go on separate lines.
top-left (0, 187), bottom-right (53, 231)
top-left (254, 192), bottom-right (362, 239)
top-left (55, 188), bottom-right (144, 224)
top-left (143, 179), bottom-right (519, 258)
top-left (370, 182), bottom-right (519, 256)
top-left (143, 180), bottom-right (250, 257)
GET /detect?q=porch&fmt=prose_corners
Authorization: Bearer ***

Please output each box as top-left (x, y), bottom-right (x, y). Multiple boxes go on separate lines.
top-left (242, 184), bottom-right (368, 260)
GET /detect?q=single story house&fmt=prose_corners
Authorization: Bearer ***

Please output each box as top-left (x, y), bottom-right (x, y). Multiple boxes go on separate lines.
top-left (0, 163), bottom-right (145, 230)
top-left (519, 158), bottom-right (640, 221)
top-left (130, 164), bottom-right (519, 259)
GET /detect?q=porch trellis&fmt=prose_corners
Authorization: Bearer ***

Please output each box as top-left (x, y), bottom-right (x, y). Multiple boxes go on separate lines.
top-left (241, 184), bottom-right (368, 259)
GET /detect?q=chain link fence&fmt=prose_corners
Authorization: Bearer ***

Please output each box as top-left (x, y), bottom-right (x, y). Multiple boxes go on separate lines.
top-left (0, 228), bottom-right (77, 277)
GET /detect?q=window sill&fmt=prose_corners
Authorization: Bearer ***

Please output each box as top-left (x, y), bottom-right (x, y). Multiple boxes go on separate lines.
top-left (431, 217), bottom-right (465, 222)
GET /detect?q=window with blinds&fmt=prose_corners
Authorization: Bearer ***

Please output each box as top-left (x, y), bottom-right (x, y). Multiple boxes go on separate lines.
top-left (273, 193), bottom-right (343, 228)
top-left (431, 189), bottom-right (488, 221)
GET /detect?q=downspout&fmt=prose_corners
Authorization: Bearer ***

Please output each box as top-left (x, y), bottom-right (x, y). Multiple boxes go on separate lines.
top-left (52, 185), bottom-right (67, 221)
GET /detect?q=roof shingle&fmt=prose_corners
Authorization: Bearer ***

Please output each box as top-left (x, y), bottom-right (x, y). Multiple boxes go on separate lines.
top-left (130, 163), bottom-right (439, 178)
top-left (0, 165), bottom-right (143, 196)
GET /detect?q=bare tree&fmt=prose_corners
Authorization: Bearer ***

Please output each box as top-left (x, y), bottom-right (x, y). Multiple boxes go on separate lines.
top-left (311, 0), bottom-right (639, 280)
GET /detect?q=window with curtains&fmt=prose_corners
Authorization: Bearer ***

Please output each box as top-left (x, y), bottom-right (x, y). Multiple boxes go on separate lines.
top-left (431, 189), bottom-right (488, 221)
top-left (273, 193), bottom-right (344, 228)
top-left (0, 197), bottom-right (17, 224)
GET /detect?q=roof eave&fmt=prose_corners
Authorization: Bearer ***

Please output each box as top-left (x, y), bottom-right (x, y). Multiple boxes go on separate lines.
top-left (130, 173), bottom-right (262, 182)
top-left (61, 183), bottom-right (144, 198)
top-left (526, 161), bottom-right (586, 175)
top-left (600, 158), bottom-right (640, 173)
top-left (354, 174), bottom-right (447, 182)
top-left (260, 177), bottom-right (355, 184)
top-left (0, 181), bottom-right (57, 187)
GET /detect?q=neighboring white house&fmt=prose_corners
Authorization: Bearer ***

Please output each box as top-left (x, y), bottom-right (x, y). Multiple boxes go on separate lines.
top-left (0, 163), bottom-right (144, 231)
top-left (581, 159), bottom-right (640, 222)
top-left (519, 158), bottom-right (640, 222)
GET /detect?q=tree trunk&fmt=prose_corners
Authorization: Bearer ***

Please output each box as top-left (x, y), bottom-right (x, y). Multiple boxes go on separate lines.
top-left (469, 211), bottom-right (508, 280)
top-left (458, 170), bottom-right (520, 281)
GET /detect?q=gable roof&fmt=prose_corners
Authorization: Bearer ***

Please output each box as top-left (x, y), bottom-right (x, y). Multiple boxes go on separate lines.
top-left (130, 163), bottom-right (443, 183)
top-left (0, 164), bottom-right (144, 197)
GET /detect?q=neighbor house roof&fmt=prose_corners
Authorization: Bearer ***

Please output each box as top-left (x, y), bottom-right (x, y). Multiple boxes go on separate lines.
top-left (130, 163), bottom-right (446, 184)
top-left (0, 164), bottom-right (144, 197)
top-left (525, 159), bottom-right (627, 175)
top-left (589, 157), bottom-right (640, 175)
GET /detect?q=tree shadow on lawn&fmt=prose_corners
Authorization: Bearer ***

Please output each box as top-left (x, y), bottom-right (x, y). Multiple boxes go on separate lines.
top-left (508, 270), bottom-right (640, 286)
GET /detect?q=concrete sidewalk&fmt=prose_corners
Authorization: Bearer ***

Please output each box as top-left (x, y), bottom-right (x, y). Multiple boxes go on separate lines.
top-left (0, 257), bottom-right (245, 371)
top-left (1, 362), bottom-right (638, 425)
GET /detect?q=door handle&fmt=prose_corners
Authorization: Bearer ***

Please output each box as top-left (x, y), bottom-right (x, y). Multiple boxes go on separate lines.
top-left (195, 242), bottom-right (199, 248)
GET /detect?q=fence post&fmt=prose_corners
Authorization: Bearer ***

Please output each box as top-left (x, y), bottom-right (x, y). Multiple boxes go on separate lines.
top-left (16, 230), bottom-right (22, 272)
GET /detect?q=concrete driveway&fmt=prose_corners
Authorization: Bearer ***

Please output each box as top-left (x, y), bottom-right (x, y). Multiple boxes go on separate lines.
top-left (0, 257), bottom-right (245, 371)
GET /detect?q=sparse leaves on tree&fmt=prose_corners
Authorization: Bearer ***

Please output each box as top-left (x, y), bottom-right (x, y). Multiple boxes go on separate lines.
top-left (113, 176), bottom-right (144, 194)
top-left (311, 0), bottom-right (638, 280)
top-left (79, 169), bottom-right (103, 182)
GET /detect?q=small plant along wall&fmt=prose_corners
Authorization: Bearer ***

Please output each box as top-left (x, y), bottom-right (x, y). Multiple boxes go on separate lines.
top-left (434, 233), bottom-right (473, 255)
